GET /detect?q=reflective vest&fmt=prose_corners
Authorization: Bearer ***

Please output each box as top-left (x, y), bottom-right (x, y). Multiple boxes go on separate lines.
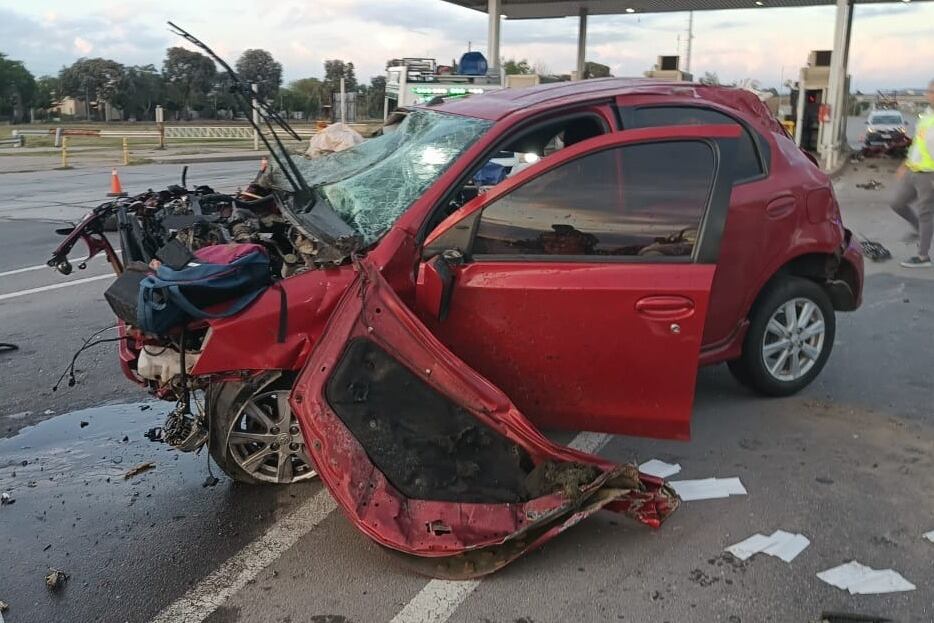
top-left (907, 111), bottom-right (934, 172)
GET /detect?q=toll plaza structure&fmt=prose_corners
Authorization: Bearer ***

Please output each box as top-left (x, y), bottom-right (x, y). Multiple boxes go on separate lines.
top-left (441, 0), bottom-right (931, 171)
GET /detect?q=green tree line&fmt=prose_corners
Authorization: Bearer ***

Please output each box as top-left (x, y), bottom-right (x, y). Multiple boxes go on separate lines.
top-left (0, 48), bottom-right (387, 122)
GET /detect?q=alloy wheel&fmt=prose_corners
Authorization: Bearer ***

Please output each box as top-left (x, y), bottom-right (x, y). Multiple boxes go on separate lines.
top-left (761, 297), bottom-right (826, 383)
top-left (226, 389), bottom-right (316, 484)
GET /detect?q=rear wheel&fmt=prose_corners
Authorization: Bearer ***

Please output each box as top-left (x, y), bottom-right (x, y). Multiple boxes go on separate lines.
top-left (728, 277), bottom-right (835, 397)
top-left (207, 375), bottom-right (317, 485)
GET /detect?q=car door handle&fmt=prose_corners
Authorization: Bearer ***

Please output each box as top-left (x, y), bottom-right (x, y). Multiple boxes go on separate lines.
top-left (635, 296), bottom-right (695, 320)
top-left (766, 196), bottom-right (797, 219)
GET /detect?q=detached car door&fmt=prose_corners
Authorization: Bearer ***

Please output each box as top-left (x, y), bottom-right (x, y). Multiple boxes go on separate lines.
top-left (416, 125), bottom-right (740, 440)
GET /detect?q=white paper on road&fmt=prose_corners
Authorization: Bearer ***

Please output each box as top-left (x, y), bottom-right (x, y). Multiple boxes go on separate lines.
top-left (669, 477), bottom-right (747, 501)
top-left (923, 530), bottom-right (934, 543)
top-left (726, 530), bottom-right (810, 562)
top-left (638, 459), bottom-right (682, 479)
top-left (817, 561), bottom-right (916, 594)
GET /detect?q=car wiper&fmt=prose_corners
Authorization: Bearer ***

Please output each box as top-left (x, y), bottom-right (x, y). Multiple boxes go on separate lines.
top-left (167, 22), bottom-right (309, 198)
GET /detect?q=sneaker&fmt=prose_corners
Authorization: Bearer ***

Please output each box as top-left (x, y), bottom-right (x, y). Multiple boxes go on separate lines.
top-left (900, 256), bottom-right (932, 268)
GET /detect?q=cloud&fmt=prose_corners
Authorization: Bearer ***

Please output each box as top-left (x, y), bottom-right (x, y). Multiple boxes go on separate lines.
top-left (73, 36), bottom-right (94, 55)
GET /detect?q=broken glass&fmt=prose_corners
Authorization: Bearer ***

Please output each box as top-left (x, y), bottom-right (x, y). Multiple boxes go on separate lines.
top-left (270, 110), bottom-right (492, 245)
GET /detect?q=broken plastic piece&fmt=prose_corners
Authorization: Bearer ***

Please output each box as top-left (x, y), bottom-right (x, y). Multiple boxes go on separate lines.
top-left (726, 530), bottom-right (810, 562)
top-left (0, 492), bottom-right (13, 506)
top-left (638, 459), bottom-right (681, 479)
top-left (923, 530), bottom-right (934, 544)
top-left (817, 561), bottom-right (916, 595)
top-left (668, 477), bottom-right (747, 501)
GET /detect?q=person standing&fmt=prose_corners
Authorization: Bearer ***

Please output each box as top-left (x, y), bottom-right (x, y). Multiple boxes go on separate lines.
top-left (891, 79), bottom-right (934, 268)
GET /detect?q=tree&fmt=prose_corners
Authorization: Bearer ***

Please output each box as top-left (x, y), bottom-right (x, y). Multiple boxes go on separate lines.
top-left (323, 60), bottom-right (357, 92)
top-left (277, 77), bottom-right (329, 119)
top-left (699, 71), bottom-right (720, 86)
top-left (0, 53), bottom-right (37, 122)
top-left (163, 47), bottom-right (216, 119)
top-left (34, 75), bottom-right (59, 112)
top-left (59, 57), bottom-right (125, 119)
top-left (503, 58), bottom-right (532, 75)
top-left (366, 75), bottom-right (386, 119)
top-left (114, 65), bottom-right (164, 120)
top-left (583, 61), bottom-right (611, 79)
top-left (235, 49), bottom-right (283, 101)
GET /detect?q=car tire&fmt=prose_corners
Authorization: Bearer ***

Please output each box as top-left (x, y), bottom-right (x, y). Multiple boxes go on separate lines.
top-left (206, 375), bottom-right (317, 485)
top-left (729, 276), bottom-right (836, 397)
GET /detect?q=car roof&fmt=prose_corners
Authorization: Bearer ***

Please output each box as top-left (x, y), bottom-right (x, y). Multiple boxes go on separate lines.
top-left (427, 77), bottom-right (784, 134)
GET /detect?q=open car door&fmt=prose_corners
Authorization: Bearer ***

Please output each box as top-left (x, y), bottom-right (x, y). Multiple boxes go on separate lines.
top-left (416, 125), bottom-right (741, 440)
top-left (290, 261), bottom-right (679, 578)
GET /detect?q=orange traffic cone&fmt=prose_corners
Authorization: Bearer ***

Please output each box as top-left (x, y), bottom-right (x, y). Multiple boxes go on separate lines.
top-left (107, 168), bottom-right (128, 198)
top-left (259, 156), bottom-right (269, 173)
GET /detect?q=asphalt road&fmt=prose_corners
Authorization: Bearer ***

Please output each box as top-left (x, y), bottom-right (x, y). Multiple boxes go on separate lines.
top-left (1, 161), bottom-right (933, 623)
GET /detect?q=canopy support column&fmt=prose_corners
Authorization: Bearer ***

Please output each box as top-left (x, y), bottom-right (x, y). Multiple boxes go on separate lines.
top-left (822, 0), bottom-right (854, 170)
top-left (487, 0), bottom-right (501, 77)
top-left (575, 8), bottom-right (588, 80)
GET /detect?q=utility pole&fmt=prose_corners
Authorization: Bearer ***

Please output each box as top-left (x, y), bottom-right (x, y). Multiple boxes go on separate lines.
top-left (685, 11), bottom-right (694, 73)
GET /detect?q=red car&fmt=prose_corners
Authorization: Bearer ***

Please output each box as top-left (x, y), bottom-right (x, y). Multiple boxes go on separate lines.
top-left (51, 79), bottom-right (863, 574)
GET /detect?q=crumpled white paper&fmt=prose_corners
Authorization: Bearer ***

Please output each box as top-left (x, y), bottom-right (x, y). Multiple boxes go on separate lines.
top-left (817, 561), bottom-right (916, 594)
top-left (638, 459), bottom-right (681, 479)
top-left (726, 530), bottom-right (810, 562)
top-left (669, 477), bottom-right (747, 501)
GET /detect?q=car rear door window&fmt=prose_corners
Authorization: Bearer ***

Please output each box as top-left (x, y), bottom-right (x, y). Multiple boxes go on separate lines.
top-left (630, 107), bottom-right (763, 181)
top-left (472, 140), bottom-right (715, 258)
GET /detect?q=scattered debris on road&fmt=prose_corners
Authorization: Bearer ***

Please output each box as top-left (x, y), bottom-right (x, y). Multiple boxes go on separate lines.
top-left (123, 462), bottom-right (156, 480)
top-left (79, 420), bottom-right (89, 428)
top-left (45, 568), bottom-right (68, 591)
top-left (639, 459), bottom-right (682, 479)
top-left (817, 561), bottom-right (915, 594)
top-left (0, 343), bottom-right (18, 354)
top-left (0, 598), bottom-right (8, 611)
top-left (856, 179), bottom-right (884, 190)
top-left (668, 477), bottom-right (747, 501)
top-left (858, 238), bottom-right (892, 262)
top-left (923, 530), bottom-right (934, 543)
top-left (726, 530), bottom-right (810, 562)
top-left (0, 492), bottom-right (13, 506)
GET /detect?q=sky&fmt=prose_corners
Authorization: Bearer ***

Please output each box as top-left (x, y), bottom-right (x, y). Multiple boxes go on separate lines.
top-left (0, 0), bottom-right (932, 92)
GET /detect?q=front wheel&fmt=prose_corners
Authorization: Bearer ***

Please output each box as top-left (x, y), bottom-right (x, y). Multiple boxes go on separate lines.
top-left (728, 276), bottom-right (836, 397)
top-left (207, 375), bottom-right (317, 485)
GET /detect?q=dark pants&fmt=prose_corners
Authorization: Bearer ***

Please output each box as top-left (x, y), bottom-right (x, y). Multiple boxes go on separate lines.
top-left (891, 170), bottom-right (934, 257)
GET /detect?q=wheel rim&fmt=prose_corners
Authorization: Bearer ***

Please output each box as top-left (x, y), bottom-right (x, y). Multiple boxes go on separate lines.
top-left (227, 389), bottom-right (317, 484)
top-left (761, 297), bottom-right (826, 383)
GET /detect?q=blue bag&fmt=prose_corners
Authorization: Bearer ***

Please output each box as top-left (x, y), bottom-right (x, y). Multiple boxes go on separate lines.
top-left (136, 243), bottom-right (271, 335)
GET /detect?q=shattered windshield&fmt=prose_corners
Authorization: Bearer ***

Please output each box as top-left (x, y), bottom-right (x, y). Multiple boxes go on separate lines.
top-left (272, 110), bottom-right (492, 245)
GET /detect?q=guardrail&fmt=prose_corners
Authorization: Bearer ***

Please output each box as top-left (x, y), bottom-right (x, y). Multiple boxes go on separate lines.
top-left (0, 136), bottom-right (24, 147)
top-left (10, 124), bottom-right (373, 146)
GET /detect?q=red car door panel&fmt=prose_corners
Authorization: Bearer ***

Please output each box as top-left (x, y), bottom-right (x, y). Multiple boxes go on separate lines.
top-left (420, 261), bottom-right (715, 439)
top-left (289, 261), bottom-right (679, 578)
top-left (419, 125), bottom-right (740, 440)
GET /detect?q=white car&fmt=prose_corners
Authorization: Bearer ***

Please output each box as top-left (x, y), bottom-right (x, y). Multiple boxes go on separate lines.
top-left (864, 110), bottom-right (908, 144)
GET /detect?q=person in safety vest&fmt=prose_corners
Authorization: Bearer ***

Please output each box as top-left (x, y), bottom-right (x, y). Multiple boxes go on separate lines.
top-left (891, 78), bottom-right (934, 268)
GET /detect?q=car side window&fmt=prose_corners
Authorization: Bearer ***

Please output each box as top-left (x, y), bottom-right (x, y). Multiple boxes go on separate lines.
top-left (472, 140), bottom-right (715, 258)
top-left (630, 106), bottom-right (762, 181)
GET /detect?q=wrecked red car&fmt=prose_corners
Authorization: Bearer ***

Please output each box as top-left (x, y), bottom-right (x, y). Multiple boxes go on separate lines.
top-left (50, 79), bottom-right (863, 575)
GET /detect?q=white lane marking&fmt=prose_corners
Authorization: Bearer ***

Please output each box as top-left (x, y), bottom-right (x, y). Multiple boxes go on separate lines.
top-left (0, 273), bottom-right (113, 301)
top-left (390, 432), bottom-right (611, 623)
top-left (0, 250), bottom-right (120, 278)
top-left (150, 489), bottom-right (337, 623)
